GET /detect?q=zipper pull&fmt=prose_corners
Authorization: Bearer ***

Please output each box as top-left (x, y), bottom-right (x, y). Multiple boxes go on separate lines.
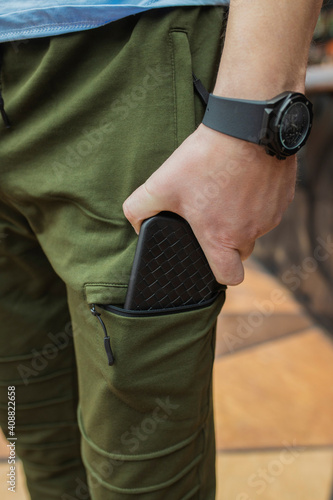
top-left (192, 73), bottom-right (209, 106)
top-left (90, 304), bottom-right (115, 366)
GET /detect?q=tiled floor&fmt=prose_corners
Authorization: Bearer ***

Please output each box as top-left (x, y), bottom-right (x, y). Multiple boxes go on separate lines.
top-left (1, 257), bottom-right (333, 499)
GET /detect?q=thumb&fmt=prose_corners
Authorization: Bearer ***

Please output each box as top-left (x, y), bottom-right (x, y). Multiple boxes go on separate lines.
top-left (123, 182), bottom-right (167, 234)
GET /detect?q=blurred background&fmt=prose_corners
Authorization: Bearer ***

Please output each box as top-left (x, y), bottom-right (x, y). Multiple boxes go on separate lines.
top-left (254, 0), bottom-right (333, 333)
top-left (214, 2), bottom-right (333, 497)
top-left (1, 2), bottom-right (333, 499)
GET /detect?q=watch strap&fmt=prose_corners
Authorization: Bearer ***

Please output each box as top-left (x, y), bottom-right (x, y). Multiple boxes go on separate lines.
top-left (202, 93), bottom-right (268, 144)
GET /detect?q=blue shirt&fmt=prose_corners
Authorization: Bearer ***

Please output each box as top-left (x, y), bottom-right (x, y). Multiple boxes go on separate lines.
top-left (0, 0), bottom-right (229, 43)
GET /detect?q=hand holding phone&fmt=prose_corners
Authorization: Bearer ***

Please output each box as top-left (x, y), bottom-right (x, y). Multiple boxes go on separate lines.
top-left (124, 212), bottom-right (226, 311)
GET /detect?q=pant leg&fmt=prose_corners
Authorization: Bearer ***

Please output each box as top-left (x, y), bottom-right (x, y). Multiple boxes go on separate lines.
top-left (0, 7), bottom-right (227, 499)
top-left (0, 200), bottom-right (88, 498)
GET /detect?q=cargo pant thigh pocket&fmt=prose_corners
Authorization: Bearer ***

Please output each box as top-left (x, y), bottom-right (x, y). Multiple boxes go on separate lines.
top-left (75, 289), bottom-right (225, 498)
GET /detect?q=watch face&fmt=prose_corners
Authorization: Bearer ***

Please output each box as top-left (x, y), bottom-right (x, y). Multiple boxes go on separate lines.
top-left (279, 102), bottom-right (311, 151)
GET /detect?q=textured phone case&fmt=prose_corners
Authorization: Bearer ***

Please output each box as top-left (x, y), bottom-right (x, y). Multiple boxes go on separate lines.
top-left (124, 212), bottom-right (225, 311)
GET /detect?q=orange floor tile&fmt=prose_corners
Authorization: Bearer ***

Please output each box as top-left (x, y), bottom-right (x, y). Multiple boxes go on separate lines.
top-left (214, 328), bottom-right (333, 450)
top-left (216, 448), bottom-right (333, 500)
top-left (0, 460), bottom-right (28, 500)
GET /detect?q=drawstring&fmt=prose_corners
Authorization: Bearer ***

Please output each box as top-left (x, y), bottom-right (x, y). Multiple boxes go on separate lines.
top-left (0, 47), bottom-right (11, 128)
top-left (0, 92), bottom-right (11, 128)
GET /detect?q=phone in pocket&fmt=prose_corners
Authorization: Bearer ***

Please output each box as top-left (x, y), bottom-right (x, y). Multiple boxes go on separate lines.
top-left (124, 211), bottom-right (226, 311)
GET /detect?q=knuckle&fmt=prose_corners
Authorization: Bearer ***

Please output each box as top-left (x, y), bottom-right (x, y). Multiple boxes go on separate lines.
top-left (122, 199), bottom-right (134, 221)
top-left (271, 211), bottom-right (283, 229)
top-left (243, 224), bottom-right (262, 243)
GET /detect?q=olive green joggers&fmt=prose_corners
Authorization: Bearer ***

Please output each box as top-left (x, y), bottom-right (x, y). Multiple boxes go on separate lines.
top-left (0, 7), bottom-right (227, 499)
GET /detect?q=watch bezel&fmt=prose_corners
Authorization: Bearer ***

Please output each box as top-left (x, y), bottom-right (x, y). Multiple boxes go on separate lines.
top-left (260, 92), bottom-right (313, 159)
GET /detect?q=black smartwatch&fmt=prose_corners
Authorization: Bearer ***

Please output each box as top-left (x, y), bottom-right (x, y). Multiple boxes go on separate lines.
top-left (202, 91), bottom-right (313, 160)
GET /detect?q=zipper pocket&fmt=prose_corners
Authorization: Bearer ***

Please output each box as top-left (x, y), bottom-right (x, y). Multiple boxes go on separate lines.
top-left (90, 290), bottom-right (225, 367)
top-left (100, 291), bottom-right (224, 318)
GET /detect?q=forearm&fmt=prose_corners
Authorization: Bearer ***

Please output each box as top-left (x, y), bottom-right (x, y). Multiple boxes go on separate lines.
top-left (214, 0), bottom-right (323, 100)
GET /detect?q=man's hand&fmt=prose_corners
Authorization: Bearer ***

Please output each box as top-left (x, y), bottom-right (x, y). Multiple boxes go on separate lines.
top-left (123, 0), bottom-right (322, 286)
top-left (123, 124), bottom-right (296, 285)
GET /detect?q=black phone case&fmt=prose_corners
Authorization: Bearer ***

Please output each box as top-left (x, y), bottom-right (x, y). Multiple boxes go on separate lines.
top-left (124, 212), bottom-right (225, 311)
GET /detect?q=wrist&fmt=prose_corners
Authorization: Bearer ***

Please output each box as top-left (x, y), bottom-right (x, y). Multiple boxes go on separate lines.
top-left (201, 91), bottom-right (313, 160)
top-left (213, 67), bottom-right (306, 101)
top-left (196, 123), bottom-right (266, 160)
